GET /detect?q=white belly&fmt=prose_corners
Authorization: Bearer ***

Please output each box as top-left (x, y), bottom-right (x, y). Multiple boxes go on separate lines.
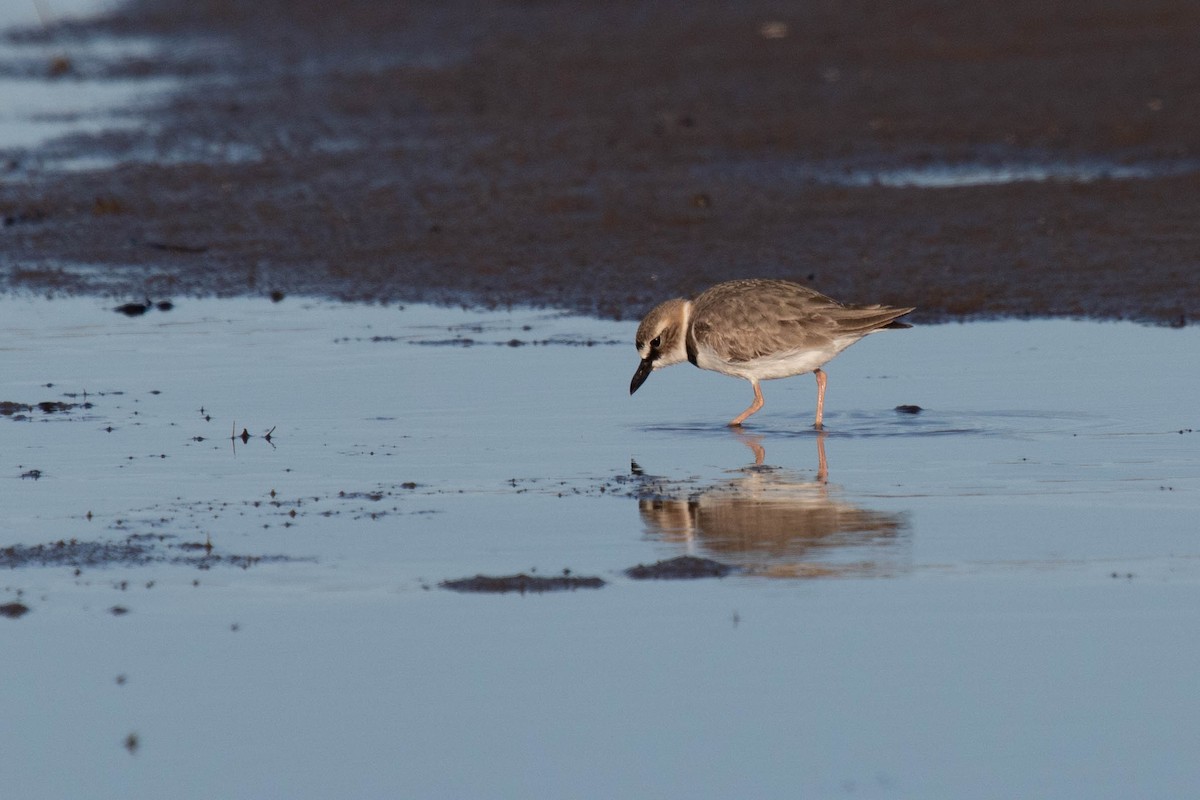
top-left (695, 339), bottom-right (854, 381)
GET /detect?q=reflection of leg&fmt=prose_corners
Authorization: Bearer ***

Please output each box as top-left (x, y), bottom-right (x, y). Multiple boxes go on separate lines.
top-left (813, 369), bottom-right (827, 429)
top-left (732, 430), bottom-right (766, 465)
top-left (729, 381), bottom-right (764, 427)
top-left (815, 431), bottom-right (828, 483)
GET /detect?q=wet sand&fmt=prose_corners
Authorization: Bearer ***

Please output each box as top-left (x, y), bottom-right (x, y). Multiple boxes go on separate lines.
top-left (3, 0), bottom-right (1199, 323)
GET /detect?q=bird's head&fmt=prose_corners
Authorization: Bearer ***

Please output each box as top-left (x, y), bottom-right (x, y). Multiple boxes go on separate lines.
top-left (630, 298), bottom-right (690, 395)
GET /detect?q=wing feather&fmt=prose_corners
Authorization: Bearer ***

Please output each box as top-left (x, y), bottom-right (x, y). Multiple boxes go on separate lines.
top-left (690, 280), bottom-right (912, 364)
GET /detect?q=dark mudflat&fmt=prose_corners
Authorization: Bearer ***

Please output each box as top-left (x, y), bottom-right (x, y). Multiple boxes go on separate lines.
top-left (440, 573), bottom-right (606, 594)
top-left (626, 556), bottom-right (736, 580)
top-left (0, 536), bottom-right (293, 570)
top-left (2, 0), bottom-right (1199, 325)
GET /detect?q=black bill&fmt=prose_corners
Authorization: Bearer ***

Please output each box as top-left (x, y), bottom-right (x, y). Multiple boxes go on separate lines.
top-left (629, 358), bottom-right (654, 395)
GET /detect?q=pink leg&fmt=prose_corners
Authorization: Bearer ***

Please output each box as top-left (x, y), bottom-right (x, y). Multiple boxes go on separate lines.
top-left (729, 381), bottom-right (764, 427)
top-left (815, 431), bottom-right (828, 483)
top-left (813, 368), bottom-right (827, 429)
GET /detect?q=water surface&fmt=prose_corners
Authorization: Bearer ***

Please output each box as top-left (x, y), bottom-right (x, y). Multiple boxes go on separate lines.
top-left (2, 296), bottom-right (1198, 798)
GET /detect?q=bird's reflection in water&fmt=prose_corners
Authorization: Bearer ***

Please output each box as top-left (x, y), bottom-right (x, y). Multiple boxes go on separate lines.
top-left (637, 432), bottom-right (908, 578)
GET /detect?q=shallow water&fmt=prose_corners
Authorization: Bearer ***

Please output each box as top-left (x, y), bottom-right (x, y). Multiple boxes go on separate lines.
top-left (0, 68), bottom-right (172, 152)
top-left (0, 0), bottom-right (118, 29)
top-left (839, 158), bottom-right (1200, 188)
top-left (2, 296), bottom-right (1199, 798)
top-left (0, 2), bottom-right (171, 159)
top-left (704, 154), bottom-right (1200, 189)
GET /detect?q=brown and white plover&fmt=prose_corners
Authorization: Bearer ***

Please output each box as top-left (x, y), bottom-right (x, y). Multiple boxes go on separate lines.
top-left (630, 279), bottom-right (913, 428)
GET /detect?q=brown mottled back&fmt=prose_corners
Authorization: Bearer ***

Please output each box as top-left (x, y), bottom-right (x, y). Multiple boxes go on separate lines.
top-left (690, 279), bottom-right (911, 364)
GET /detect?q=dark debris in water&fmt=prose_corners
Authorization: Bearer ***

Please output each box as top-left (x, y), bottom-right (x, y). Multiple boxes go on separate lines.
top-left (440, 572), bottom-right (606, 594)
top-left (894, 404), bottom-right (924, 414)
top-left (0, 535), bottom-right (295, 571)
top-left (338, 490), bottom-right (386, 501)
top-left (1, 400), bottom-right (90, 419)
top-left (115, 298), bottom-right (176, 316)
top-left (0, 602), bottom-right (31, 619)
top-left (625, 555), bottom-right (737, 580)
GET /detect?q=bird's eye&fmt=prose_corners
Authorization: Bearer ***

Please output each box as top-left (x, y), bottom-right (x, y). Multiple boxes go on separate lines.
top-left (651, 336), bottom-right (661, 349)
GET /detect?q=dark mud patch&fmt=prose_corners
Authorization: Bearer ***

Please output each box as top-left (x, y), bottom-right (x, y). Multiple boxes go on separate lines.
top-left (1, 400), bottom-right (90, 419)
top-left (337, 490), bottom-right (387, 502)
top-left (0, 601), bottom-right (31, 619)
top-left (0, 534), bottom-right (296, 570)
top-left (114, 298), bottom-right (175, 316)
top-left (625, 556), bottom-right (737, 580)
top-left (1, 390), bottom-right (123, 422)
top-left (440, 572), bottom-right (606, 594)
top-left (3, 0), bottom-right (1200, 325)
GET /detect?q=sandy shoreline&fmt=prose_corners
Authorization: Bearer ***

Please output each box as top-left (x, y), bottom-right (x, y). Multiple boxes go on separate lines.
top-left (2, 0), bottom-right (1198, 324)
